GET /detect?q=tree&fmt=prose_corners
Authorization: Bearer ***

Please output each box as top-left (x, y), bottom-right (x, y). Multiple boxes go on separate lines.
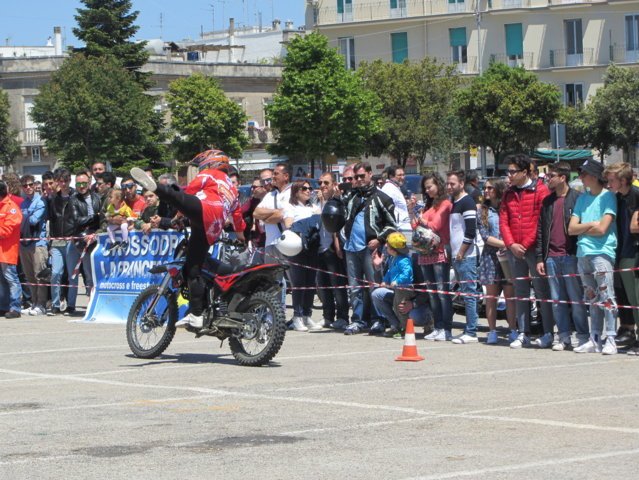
top-left (166, 74), bottom-right (249, 161)
top-left (358, 58), bottom-right (461, 169)
top-left (585, 65), bottom-right (639, 164)
top-left (0, 89), bottom-right (21, 169)
top-left (559, 105), bottom-right (613, 162)
top-left (30, 55), bottom-right (164, 173)
top-left (73, 0), bottom-right (150, 86)
top-left (266, 33), bottom-right (382, 174)
top-left (455, 63), bottom-right (561, 162)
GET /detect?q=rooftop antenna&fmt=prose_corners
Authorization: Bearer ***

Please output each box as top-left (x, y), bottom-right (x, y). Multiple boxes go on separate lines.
top-left (218, 0), bottom-right (227, 31)
top-left (160, 13), bottom-right (163, 39)
top-left (209, 3), bottom-right (215, 32)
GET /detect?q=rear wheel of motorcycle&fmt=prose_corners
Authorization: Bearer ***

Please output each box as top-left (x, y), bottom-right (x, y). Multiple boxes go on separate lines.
top-left (229, 291), bottom-right (286, 366)
top-left (126, 285), bottom-right (177, 359)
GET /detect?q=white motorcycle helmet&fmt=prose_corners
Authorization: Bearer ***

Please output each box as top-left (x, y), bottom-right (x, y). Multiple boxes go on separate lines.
top-left (275, 231), bottom-right (303, 257)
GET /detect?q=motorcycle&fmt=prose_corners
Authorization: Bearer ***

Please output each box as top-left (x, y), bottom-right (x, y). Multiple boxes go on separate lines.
top-left (126, 226), bottom-right (288, 366)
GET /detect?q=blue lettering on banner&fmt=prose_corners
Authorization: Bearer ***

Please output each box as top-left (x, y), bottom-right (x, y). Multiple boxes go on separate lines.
top-left (81, 230), bottom-right (184, 323)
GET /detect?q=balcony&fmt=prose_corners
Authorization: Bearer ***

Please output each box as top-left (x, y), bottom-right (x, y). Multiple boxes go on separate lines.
top-left (20, 128), bottom-right (42, 145)
top-left (315, 0), bottom-right (477, 25)
top-left (490, 52), bottom-right (536, 69)
top-left (435, 56), bottom-right (478, 74)
top-left (548, 48), bottom-right (595, 68)
top-left (609, 44), bottom-right (639, 64)
top-left (488, 0), bottom-right (531, 8)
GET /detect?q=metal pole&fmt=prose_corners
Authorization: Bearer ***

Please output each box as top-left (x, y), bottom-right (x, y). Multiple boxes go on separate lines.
top-left (476, 3), bottom-right (487, 177)
top-left (555, 121), bottom-right (560, 163)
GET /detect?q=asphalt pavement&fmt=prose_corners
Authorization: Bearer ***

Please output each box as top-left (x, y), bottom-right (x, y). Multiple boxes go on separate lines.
top-left (1, 302), bottom-right (639, 480)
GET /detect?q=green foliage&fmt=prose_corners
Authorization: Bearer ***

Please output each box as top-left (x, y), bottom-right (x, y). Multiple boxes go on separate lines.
top-left (30, 55), bottom-right (165, 173)
top-left (455, 63), bottom-right (561, 161)
top-left (559, 105), bottom-right (612, 161)
top-left (358, 58), bottom-right (461, 168)
top-left (73, 0), bottom-right (150, 87)
top-left (588, 65), bottom-right (639, 156)
top-left (266, 33), bottom-right (382, 172)
top-left (0, 89), bottom-right (21, 168)
top-left (166, 74), bottom-right (249, 161)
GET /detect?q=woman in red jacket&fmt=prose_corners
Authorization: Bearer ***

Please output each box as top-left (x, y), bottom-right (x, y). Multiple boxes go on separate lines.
top-left (131, 150), bottom-right (245, 328)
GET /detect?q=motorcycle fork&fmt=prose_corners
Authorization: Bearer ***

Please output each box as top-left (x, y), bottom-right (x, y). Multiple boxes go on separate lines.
top-left (143, 274), bottom-right (173, 318)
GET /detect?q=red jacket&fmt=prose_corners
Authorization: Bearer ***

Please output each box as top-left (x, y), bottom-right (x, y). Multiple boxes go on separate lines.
top-left (499, 180), bottom-right (549, 252)
top-left (0, 196), bottom-right (23, 265)
top-left (184, 168), bottom-right (246, 245)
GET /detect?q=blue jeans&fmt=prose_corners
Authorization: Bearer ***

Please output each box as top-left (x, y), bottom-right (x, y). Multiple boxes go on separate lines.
top-left (545, 255), bottom-right (589, 341)
top-left (0, 263), bottom-right (23, 312)
top-left (288, 250), bottom-right (316, 317)
top-left (508, 249), bottom-right (554, 334)
top-left (371, 287), bottom-right (400, 329)
top-left (345, 248), bottom-right (378, 326)
top-left (51, 243), bottom-right (80, 309)
top-left (578, 255), bottom-right (617, 338)
top-left (452, 256), bottom-right (479, 336)
top-left (420, 261), bottom-right (453, 331)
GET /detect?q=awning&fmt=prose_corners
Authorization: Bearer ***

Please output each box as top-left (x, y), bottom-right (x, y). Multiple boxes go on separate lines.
top-left (532, 149), bottom-right (593, 162)
top-left (233, 151), bottom-right (288, 171)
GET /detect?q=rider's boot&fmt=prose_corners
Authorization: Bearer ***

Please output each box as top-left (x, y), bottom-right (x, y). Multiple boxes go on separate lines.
top-left (176, 313), bottom-right (204, 328)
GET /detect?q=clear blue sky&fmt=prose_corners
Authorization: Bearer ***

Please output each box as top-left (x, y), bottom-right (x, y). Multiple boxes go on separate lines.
top-left (1, 0), bottom-right (306, 47)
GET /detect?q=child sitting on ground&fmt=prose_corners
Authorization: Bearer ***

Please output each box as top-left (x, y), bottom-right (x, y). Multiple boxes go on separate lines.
top-left (105, 188), bottom-right (136, 251)
top-left (371, 232), bottom-right (414, 338)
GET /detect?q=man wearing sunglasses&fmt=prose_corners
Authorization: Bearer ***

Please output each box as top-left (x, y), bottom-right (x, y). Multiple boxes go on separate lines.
top-left (500, 154), bottom-right (553, 349)
top-left (120, 175), bottom-right (147, 217)
top-left (342, 162), bottom-right (397, 335)
top-left (19, 175), bottom-right (48, 316)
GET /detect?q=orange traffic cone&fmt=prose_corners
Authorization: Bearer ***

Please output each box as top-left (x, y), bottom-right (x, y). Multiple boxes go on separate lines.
top-left (395, 318), bottom-right (424, 362)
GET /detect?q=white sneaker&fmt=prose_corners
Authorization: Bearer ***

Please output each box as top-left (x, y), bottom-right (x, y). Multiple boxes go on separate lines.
top-left (130, 167), bottom-right (157, 192)
top-left (534, 333), bottom-right (553, 349)
top-left (452, 333), bottom-right (479, 344)
top-left (175, 313), bottom-right (204, 328)
top-left (424, 328), bottom-right (441, 341)
top-left (510, 333), bottom-right (530, 349)
top-left (602, 337), bottom-right (617, 355)
top-left (29, 306), bottom-right (46, 316)
top-left (508, 330), bottom-right (519, 343)
top-left (59, 298), bottom-right (68, 312)
top-left (291, 316), bottom-right (308, 332)
top-left (435, 329), bottom-right (451, 341)
top-left (21, 307), bottom-right (33, 315)
top-left (574, 337), bottom-right (602, 354)
top-left (305, 316), bottom-right (323, 332)
top-left (552, 337), bottom-right (572, 351)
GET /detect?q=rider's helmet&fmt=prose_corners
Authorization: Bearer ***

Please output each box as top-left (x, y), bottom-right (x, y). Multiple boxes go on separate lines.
top-left (321, 198), bottom-right (346, 233)
top-left (191, 149), bottom-right (231, 173)
top-left (275, 231), bottom-right (303, 257)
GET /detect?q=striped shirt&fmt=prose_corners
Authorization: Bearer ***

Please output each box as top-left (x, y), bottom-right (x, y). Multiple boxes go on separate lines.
top-left (449, 193), bottom-right (477, 257)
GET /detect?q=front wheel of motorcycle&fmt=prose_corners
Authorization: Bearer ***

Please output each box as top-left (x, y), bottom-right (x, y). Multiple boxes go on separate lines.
top-left (229, 291), bottom-right (286, 366)
top-left (126, 285), bottom-right (177, 359)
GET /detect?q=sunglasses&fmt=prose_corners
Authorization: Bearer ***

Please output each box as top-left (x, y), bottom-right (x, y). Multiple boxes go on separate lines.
top-left (122, 183), bottom-right (136, 189)
top-left (260, 178), bottom-right (273, 185)
top-left (546, 173), bottom-right (559, 178)
top-left (355, 174), bottom-right (366, 180)
top-left (22, 182), bottom-right (34, 188)
top-left (76, 182), bottom-right (89, 188)
top-left (343, 176), bottom-right (353, 182)
top-left (320, 181), bottom-right (331, 186)
top-left (251, 185), bottom-right (261, 190)
top-left (506, 169), bottom-right (523, 176)
top-left (299, 186), bottom-right (312, 192)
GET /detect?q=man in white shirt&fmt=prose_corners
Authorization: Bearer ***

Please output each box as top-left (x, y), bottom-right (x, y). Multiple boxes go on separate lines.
top-left (381, 166), bottom-right (411, 231)
top-left (253, 163), bottom-right (292, 304)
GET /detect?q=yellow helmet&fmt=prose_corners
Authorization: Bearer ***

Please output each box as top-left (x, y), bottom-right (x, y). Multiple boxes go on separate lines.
top-left (387, 232), bottom-right (407, 251)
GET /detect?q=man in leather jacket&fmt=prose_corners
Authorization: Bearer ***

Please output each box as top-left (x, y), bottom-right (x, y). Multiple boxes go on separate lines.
top-left (69, 169), bottom-right (101, 310)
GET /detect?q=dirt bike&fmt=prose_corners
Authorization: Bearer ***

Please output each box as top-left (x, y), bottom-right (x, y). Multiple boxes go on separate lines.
top-left (126, 228), bottom-right (288, 366)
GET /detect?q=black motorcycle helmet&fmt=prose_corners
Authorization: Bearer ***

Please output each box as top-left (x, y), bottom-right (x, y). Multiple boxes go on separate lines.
top-left (321, 198), bottom-right (346, 233)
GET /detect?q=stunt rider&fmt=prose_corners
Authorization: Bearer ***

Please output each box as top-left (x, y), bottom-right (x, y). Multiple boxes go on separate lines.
top-left (131, 150), bottom-right (246, 328)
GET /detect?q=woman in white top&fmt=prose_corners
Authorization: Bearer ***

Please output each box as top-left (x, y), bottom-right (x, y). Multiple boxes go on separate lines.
top-left (283, 180), bottom-right (322, 331)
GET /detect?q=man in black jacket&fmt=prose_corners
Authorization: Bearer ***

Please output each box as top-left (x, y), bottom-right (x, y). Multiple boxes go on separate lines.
top-left (68, 169), bottom-right (101, 314)
top-left (342, 161), bottom-right (397, 335)
top-left (535, 162), bottom-right (587, 350)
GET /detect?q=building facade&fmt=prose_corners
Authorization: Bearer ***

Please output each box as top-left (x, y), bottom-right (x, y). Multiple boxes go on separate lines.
top-left (308, 0), bottom-right (639, 165)
top-left (0, 23), bottom-right (303, 175)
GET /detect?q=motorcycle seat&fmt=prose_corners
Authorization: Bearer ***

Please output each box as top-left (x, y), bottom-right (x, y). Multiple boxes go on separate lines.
top-left (205, 257), bottom-right (246, 276)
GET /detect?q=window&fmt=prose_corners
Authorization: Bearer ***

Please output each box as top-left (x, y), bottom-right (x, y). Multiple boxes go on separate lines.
top-left (565, 83), bottom-right (584, 107)
top-left (448, 0), bottom-right (466, 14)
top-left (565, 19), bottom-right (583, 66)
top-left (505, 23), bottom-right (523, 63)
top-left (31, 146), bottom-right (41, 163)
top-left (339, 37), bottom-right (355, 70)
top-left (23, 96), bottom-right (37, 129)
top-left (337, 0), bottom-right (353, 22)
top-left (449, 27), bottom-right (467, 67)
top-left (391, 32), bottom-right (408, 63)
top-left (390, 0), bottom-right (407, 18)
top-left (625, 15), bottom-right (639, 62)
top-left (262, 98), bottom-right (273, 128)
